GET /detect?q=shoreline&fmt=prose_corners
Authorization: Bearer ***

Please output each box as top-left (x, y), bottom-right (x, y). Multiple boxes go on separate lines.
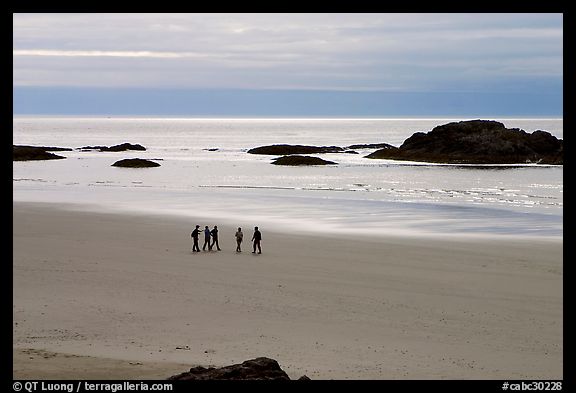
top-left (11, 194), bottom-right (563, 241)
top-left (13, 201), bottom-right (563, 379)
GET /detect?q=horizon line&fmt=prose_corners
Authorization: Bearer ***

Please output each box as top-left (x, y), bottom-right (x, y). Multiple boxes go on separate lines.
top-left (13, 114), bottom-right (564, 121)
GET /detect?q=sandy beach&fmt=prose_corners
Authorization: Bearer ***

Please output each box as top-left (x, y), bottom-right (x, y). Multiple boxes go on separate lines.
top-left (13, 201), bottom-right (562, 380)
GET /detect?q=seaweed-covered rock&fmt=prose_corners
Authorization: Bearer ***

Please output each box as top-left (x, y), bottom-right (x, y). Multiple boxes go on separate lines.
top-left (13, 145), bottom-right (69, 161)
top-left (111, 158), bottom-right (160, 168)
top-left (271, 155), bottom-right (337, 166)
top-left (248, 144), bottom-right (344, 155)
top-left (366, 120), bottom-right (563, 164)
top-left (168, 357), bottom-right (301, 380)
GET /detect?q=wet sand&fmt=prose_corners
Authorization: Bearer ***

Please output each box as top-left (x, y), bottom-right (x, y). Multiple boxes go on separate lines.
top-left (13, 202), bottom-right (562, 379)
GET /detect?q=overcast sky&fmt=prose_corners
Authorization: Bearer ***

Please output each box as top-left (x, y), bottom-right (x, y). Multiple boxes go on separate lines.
top-left (12, 13), bottom-right (563, 116)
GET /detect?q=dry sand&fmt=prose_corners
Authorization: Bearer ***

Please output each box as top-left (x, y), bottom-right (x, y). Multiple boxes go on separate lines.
top-left (13, 202), bottom-right (562, 380)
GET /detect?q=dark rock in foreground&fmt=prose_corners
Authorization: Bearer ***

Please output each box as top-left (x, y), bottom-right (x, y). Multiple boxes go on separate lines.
top-left (13, 145), bottom-right (69, 161)
top-left (79, 143), bottom-right (146, 152)
top-left (111, 158), bottom-right (160, 168)
top-left (366, 120), bottom-right (563, 165)
top-left (248, 144), bottom-right (345, 155)
top-left (272, 155), bottom-right (337, 166)
top-left (168, 357), bottom-right (309, 380)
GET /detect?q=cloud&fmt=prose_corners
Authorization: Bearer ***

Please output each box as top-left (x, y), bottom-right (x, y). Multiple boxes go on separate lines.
top-left (13, 49), bottom-right (210, 58)
top-left (13, 13), bottom-right (563, 92)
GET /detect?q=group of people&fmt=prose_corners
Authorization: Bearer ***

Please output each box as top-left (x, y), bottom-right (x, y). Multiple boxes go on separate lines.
top-left (191, 225), bottom-right (262, 254)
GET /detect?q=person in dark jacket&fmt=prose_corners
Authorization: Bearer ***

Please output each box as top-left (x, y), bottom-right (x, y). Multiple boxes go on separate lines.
top-left (251, 226), bottom-right (262, 254)
top-left (210, 225), bottom-right (221, 251)
top-left (191, 225), bottom-right (200, 252)
top-left (203, 225), bottom-right (212, 251)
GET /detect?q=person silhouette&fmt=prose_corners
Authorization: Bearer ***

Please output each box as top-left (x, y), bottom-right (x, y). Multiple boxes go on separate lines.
top-left (191, 225), bottom-right (200, 252)
top-left (203, 225), bottom-right (211, 251)
top-left (210, 225), bottom-right (221, 251)
top-left (251, 226), bottom-right (262, 254)
top-left (235, 227), bottom-right (243, 252)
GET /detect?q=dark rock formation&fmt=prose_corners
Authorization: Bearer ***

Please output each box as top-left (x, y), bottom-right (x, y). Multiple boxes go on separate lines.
top-left (346, 142), bottom-right (397, 150)
top-left (111, 158), bottom-right (160, 168)
top-left (168, 357), bottom-right (308, 380)
top-left (13, 145), bottom-right (70, 161)
top-left (366, 120), bottom-right (563, 165)
top-left (18, 145), bottom-right (72, 152)
top-left (79, 143), bottom-right (146, 152)
top-left (271, 155), bottom-right (337, 166)
top-left (248, 144), bottom-right (345, 155)
top-left (78, 145), bottom-right (108, 151)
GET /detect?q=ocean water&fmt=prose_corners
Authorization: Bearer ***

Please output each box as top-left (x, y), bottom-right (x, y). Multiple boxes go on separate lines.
top-left (13, 117), bottom-right (563, 238)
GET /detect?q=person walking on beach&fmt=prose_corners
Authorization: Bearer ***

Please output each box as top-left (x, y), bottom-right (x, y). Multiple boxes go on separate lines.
top-left (210, 225), bottom-right (221, 251)
top-left (191, 225), bottom-right (200, 253)
top-left (203, 225), bottom-right (212, 251)
top-left (252, 226), bottom-right (262, 254)
top-left (235, 227), bottom-right (244, 252)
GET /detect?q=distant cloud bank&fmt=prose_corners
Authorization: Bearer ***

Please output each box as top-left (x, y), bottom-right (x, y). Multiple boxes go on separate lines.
top-left (13, 87), bottom-right (563, 117)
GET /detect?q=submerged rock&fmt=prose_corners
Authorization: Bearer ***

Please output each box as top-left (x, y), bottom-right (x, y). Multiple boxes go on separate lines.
top-left (111, 158), bottom-right (160, 168)
top-left (168, 357), bottom-right (308, 380)
top-left (271, 155), bottom-right (337, 166)
top-left (366, 120), bottom-right (563, 165)
top-left (13, 145), bottom-right (70, 161)
top-left (248, 144), bottom-right (345, 155)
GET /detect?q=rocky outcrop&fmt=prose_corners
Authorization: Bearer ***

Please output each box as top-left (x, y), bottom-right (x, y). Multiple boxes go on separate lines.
top-left (366, 120), bottom-right (563, 165)
top-left (111, 158), bottom-right (160, 168)
top-left (272, 155), bottom-right (337, 166)
top-left (13, 145), bottom-right (70, 161)
top-left (168, 357), bottom-right (309, 380)
top-left (346, 142), bottom-right (396, 150)
top-left (79, 143), bottom-right (146, 152)
top-left (248, 144), bottom-right (345, 155)
top-left (248, 143), bottom-right (399, 156)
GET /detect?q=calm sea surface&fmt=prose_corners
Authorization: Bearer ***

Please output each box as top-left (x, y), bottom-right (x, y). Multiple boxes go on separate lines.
top-left (13, 117), bottom-right (563, 238)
